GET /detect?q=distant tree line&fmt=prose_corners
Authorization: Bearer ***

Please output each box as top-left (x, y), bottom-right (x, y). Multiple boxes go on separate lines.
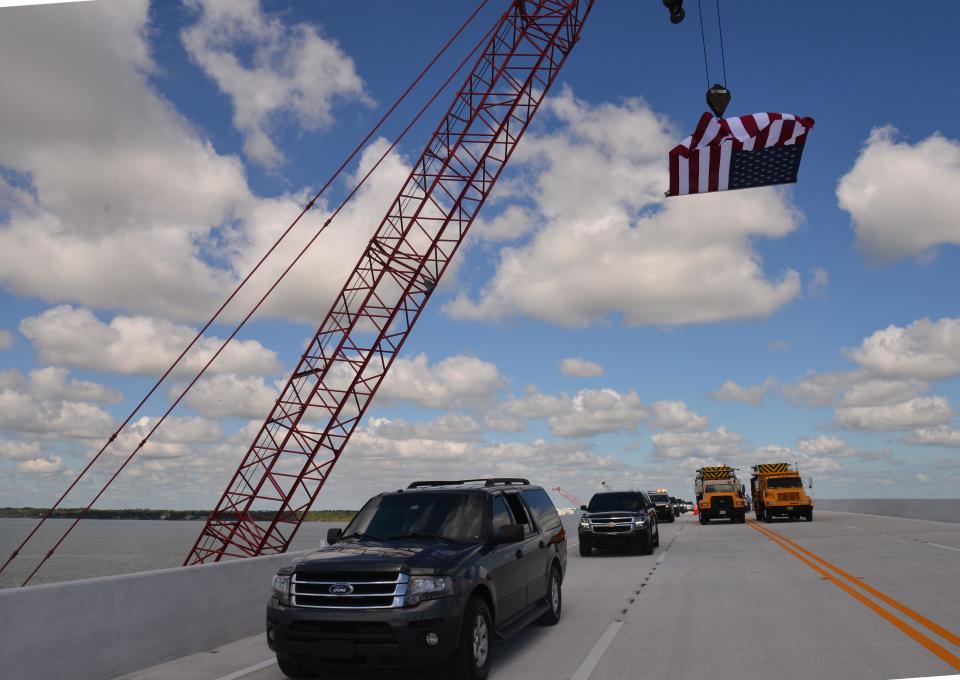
top-left (0, 507), bottom-right (356, 522)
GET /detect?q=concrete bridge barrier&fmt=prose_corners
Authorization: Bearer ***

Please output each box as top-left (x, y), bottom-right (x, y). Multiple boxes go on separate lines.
top-left (0, 549), bottom-right (310, 680)
top-left (815, 498), bottom-right (960, 524)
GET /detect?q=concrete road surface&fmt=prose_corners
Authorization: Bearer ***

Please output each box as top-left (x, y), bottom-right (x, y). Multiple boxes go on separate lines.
top-left (121, 511), bottom-right (960, 680)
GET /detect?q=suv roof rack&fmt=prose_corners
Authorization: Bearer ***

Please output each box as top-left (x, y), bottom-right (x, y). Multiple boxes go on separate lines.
top-left (407, 478), bottom-right (531, 489)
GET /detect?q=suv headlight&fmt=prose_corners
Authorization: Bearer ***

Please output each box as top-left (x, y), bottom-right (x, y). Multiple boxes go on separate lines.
top-left (633, 516), bottom-right (647, 527)
top-left (272, 573), bottom-right (291, 606)
top-left (405, 576), bottom-right (454, 607)
top-left (579, 516), bottom-right (591, 529)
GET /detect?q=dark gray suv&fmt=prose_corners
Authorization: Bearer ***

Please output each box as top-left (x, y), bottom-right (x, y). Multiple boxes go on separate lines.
top-left (266, 478), bottom-right (566, 679)
top-left (577, 490), bottom-right (659, 556)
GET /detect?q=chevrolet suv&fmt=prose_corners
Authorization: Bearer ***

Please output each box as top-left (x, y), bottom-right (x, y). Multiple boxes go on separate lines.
top-left (266, 478), bottom-right (566, 679)
top-left (577, 490), bottom-right (659, 556)
top-left (646, 490), bottom-right (675, 522)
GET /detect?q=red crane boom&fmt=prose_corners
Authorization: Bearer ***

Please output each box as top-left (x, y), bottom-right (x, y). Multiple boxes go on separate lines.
top-left (186, 0), bottom-right (596, 564)
top-left (552, 486), bottom-right (584, 507)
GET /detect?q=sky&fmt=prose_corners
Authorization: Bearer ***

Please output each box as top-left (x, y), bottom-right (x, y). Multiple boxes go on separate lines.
top-left (0, 0), bottom-right (959, 513)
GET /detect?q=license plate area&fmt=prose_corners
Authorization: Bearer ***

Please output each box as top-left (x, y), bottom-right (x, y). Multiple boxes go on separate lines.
top-left (321, 640), bottom-right (355, 660)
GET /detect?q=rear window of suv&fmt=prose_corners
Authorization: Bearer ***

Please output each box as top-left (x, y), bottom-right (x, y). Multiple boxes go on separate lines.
top-left (587, 492), bottom-right (644, 512)
top-left (521, 488), bottom-right (561, 531)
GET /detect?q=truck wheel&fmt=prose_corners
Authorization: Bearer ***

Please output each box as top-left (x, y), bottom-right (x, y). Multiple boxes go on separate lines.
top-left (755, 508), bottom-right (764, 521)
top-left (277, 657), bottom-right (314, 679)
top-left (579, 543), bottom-right (591, 557)
top-left (805, 509), bottom-right (814, 522)
top-left (699, 515), bottom-right (708, 525)
top-left (764, 513), bottom-right (773, 523)
top-left (537, 565), bottom-right (563, 625)
top-left (450, 596), bottom-right (492, 680)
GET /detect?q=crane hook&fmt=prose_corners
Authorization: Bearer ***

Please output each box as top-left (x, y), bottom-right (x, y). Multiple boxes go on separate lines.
top-left (706, 83), bottom-right (730, 118)
top-left (662, 0), bottom-right (685, 24)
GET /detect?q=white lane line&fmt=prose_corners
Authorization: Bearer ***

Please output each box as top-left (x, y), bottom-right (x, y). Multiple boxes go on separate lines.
top-left (843, 525), bottom-right (862, 530)
top-left (571, 621), bottom-right (624, 680)
top-left (926, 542), bottom-right (960, 553)
top-left (212, 658), bottom-right (276, 680)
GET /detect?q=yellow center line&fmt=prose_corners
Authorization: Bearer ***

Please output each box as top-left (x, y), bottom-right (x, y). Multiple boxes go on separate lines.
top-left (754, 521), bottom-right (960, 648)
top-left (747, 520), bottom-right (960, 671)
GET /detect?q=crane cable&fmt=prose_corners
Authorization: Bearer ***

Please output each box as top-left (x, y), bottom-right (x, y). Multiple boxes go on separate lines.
top-left (2, 0), bottom-right (494, 582)
top-left (16, 4), bottom-right (504, 587)
top-left (697, 0), bottom-right (730, 87)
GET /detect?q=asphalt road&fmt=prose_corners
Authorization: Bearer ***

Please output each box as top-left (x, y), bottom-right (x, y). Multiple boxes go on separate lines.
top-left (122, 511), bottom-right (960, 680)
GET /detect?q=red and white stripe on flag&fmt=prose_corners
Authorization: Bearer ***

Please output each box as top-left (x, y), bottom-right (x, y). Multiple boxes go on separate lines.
top-left (667, 112), bottom-right (814, 196)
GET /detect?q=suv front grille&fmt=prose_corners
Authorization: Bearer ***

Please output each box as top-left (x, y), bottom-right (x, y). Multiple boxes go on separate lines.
top-left (588, 516), bottom-right (634, 533)
top-left (292, 572), bottom-right (407, 609)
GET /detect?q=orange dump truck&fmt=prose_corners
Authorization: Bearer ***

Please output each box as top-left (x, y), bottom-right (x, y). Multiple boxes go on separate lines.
top-left (751, 463), bottom-right (813, 522)
top-left (694, 466), bottom-right (747, 524)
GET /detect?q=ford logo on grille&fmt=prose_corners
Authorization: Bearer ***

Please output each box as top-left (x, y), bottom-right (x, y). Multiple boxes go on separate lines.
top-left (329, 583), bottom-right (354, 595)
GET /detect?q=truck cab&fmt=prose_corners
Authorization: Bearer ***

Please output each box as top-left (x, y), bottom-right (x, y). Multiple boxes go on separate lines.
top-left (751, 463), bottom-right (813, 522)
top-left (695, 466), bottom-right (747, 524)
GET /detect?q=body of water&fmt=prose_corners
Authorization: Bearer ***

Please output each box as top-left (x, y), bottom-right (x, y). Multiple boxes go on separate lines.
top-left (0, 518), bottom-right (344, 589)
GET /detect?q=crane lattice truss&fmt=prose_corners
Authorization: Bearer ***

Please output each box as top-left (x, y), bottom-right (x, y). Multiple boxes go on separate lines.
top-left (186, 0), bottom-right (595, 565)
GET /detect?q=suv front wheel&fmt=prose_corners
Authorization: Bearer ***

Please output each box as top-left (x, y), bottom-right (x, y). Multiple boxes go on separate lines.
top-left (537, 565), bottom-right (562, 625)
top-left (450, 596), bottom-right (493, 680)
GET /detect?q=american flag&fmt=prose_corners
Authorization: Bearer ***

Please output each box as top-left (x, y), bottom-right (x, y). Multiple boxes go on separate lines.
top-left (667, 112), bottom-right (815, 197)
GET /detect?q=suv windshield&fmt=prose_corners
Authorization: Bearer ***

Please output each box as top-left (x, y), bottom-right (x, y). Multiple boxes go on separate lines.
top-left (648, 493), bottom-right (670, 504)
top-left (343, 492), bottom-right (484, 543)
top-left (587, 492), bottom-right (643, 512)
top-left (767, 477), bottom-right (803, 489)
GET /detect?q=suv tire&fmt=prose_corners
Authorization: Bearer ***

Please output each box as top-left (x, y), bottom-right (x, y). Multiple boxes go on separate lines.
top-left (579, 543), bottom-right (591, 557)
top-left (537, 565), bottom-right (562, 625)
top-left (450, 596), bottom-right (492, 680)
top-left (652, 524), bottom-right (660, 547)
top-left (277, 657), bottom-right (314, 679)
top-left (639, 530), bottom-right (653, 555)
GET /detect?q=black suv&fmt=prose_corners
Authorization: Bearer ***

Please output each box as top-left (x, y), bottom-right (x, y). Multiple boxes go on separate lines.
top-left (266, 478), bottom-right (566, 679)
top-left (577, 490), bottom-right (659, 556)
top-left (646, 490), bottom-right (675, 522)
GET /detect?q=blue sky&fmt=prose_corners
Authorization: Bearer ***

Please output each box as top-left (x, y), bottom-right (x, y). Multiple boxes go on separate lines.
top-left (0, 0), bottom-right (959, 511)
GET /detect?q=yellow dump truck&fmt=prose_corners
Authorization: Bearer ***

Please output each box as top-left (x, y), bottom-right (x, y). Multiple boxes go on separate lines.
top-left (695, 466), bottom-right (747, 524)
top-left (751, 463), bottom-right (813, 522)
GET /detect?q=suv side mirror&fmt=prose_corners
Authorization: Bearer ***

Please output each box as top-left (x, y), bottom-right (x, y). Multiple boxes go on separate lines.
top-left (327, 527), bottom-right (343, 545)
top-left (580, 505), bottom-right (588, 511)
top-left (493, 524), bottom-right (524, 544)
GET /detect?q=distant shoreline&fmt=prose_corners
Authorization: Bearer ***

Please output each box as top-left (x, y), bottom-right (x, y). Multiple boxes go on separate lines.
top-left (0, 507), bottom-right (356, 522)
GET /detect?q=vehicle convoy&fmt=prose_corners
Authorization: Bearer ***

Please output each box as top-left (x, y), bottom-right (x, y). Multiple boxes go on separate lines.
top-left (669, 496), bottom-right (683, 516)
top-left (578, 491), bottom-right (659, 556)
top-left (695, 466), bottom-right (748, 524)
top-left (267, 479), bottom-right (566, 679)
top-left (751, 463), bottom-right (814, 522)
top-left (646, 489), bottom-right (675, 522)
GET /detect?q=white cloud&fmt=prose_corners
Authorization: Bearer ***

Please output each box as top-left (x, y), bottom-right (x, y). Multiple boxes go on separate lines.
top-left (0, 330), bottom-right (11, 349)
top-left (834, 396), bottom-right (953, 431)
top-left (848, 317), bottom-right (960, 381)
top-left (559, 358), bottom-right (604, 378)
top-left (177, 373), bottom-right (278, 420)
top-left (651, 400), bottom-right (708, 432)
top-left (548, 389), bottom-right (648, 438)
top-left (837, 126), bottom-right (960, 263)
top-left (797, 435), bottom-right (849, 457)
top-left (710, 377), bottom-right (776, 406)
top-left (366, 414), bottom-right (482, 442)
top-left (809, 268), bottom-right (829, 298)
top-left (445, 88), bottom-right (802, 327)
top-left (0, 367), bottom-right (121, 404)
top-left (485, 391), bottom-right (569, 432)
top-left (651, 427), bottom-right (742, 460)
top-left (181, 0), bottom-right (370, 168)
top-left (0, 367), bottom-right (115, 438)
top-left (20, 305), bottom-right (280, 377)
top-left (106, 415), bottom-right (224, 460)
top-left (378, 353), bottom-right (506, 410)
top-left (16, 456), bottom-right (64, 475)
top-left (0, 440), bottom-right (42, 461)
top-left (904, 426), bottom-right (960, 448)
